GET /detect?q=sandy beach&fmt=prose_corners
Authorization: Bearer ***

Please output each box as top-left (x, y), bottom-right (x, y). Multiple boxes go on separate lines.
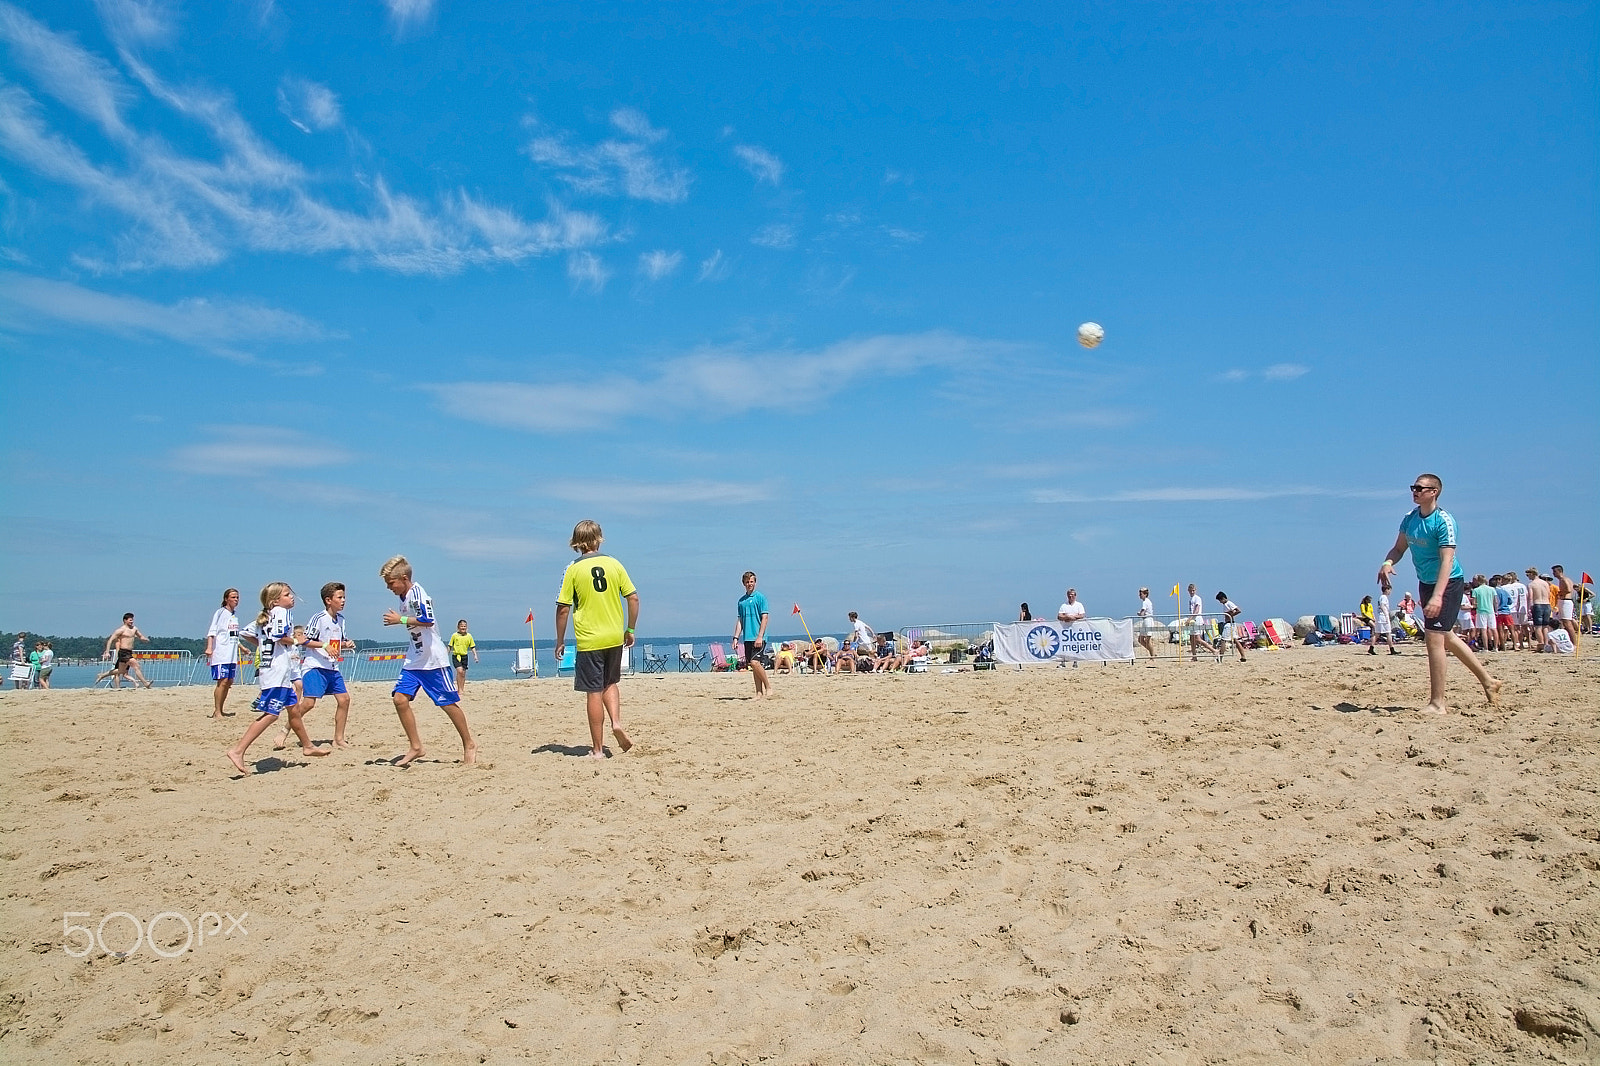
top-left (1, 648), bottom-right (1596, 1064)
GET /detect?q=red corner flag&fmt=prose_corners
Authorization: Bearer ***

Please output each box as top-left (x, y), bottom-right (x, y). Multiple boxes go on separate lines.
top-left (1583, 573), bottom-right (1594, 586)
top-left (525, 611), bottom-right (534, 623)
top-left (792, 603), bottom-right (802, 614)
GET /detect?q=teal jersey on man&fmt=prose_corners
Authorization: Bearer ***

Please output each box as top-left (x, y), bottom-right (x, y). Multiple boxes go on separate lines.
top-left (737, 590), bottom-right (768, 638)
top-left (1400, 507), bottom-right (1463, 584)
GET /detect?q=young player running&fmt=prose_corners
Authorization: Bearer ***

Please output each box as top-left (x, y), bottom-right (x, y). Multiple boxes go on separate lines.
top-left (225, 583), bottom-right (326, 774)
top-left (381, 556), bottom-right (478, 767)
top-left (278, 582), bottom-right (352, 750)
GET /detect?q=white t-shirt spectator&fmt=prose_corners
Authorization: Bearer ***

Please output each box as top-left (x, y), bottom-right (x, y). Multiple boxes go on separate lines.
top-left (1058, 600), bottom-right (1086, 624)
top-left (850, 617), bottom-right (875, 649)
top-left (1189, 593), bottom-right (1205, 627)
top-left (207, 608), bottom-right (240, 667)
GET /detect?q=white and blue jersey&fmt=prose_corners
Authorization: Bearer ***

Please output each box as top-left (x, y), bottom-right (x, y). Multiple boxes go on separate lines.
top-left (1400, 507), bottom-right (1462, 584)
top-left (400, 582), bottom-right (451, 671)
top-left (255, 606), bottom-right (296, 689)
top-left (303, 609), bottom-right (345, 672)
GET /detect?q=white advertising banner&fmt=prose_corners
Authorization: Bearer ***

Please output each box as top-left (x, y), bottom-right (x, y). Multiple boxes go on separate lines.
top-left (993, 619), bottom-right (1135, 665)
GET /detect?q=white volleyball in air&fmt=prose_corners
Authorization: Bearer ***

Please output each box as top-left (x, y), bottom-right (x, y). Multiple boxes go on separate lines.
top-left (1077, 322), bottom-right (1105, 349)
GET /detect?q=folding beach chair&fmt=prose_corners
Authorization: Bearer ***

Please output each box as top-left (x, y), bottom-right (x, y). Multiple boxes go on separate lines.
top-left (708, 643), bottom-right (730, 671)
top-left (642, 645), bottom-right (669, 673)
top-left (557, 646), bottom-right (576, 676)
top-left (512, 648), bottom-right (536, 678)
top-left (679, 643), bottom-right (706, 671)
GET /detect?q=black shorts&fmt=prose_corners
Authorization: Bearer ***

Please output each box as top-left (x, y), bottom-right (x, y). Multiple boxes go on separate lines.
top-left (1419, 577), bottom-right (1464, 633)
top-left (1531, 604), bottom-right (1552, 627)
top-left (116, 648), bottom-right (133, 666)
top-left (742, 640), bottom-right (763, 668)
top-left (574, 646), bottom-right (623, 693)
top-left (452, 654), bottom-right (469, 671)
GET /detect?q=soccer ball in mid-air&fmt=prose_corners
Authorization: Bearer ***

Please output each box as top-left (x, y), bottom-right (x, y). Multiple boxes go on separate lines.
top-left (1077, 322), bottom-right (1105, 349)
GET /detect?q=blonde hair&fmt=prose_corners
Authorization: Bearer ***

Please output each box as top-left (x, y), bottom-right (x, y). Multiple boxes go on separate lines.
top-left (256, 582), bottom-right (290, 627)
top-left (570, 520), bottom-right (602, 553)
top-left (379, 555), bottom-right (412, 583)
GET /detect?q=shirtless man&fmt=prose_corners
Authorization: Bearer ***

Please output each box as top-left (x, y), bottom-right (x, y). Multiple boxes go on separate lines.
top-left (1551, 565), bottom-right (1579, 644)
top-left (1526, 569), bottom-right (1552, 651)
top-left (96, 612), bottom-right (152, 688)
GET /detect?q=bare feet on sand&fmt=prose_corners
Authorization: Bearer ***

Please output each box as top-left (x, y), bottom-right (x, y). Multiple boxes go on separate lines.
top-left (395, 748), bottom-right (424, 768)
top-left (462, 746), bottom-right (478, 766)
top-left (333, 738), bottom-right (352, 750)
top-left (301, 746), bottom-right (330, 757)
top-left (587, 749), bottom-right (607, 761)
top-left (1421, 702), bottom-right (1449, 715)
top-left (1484, 679), bottom-right (1504, 705)
top-left (272, 733), bottom-right (289, 750)
top-left (224, 750), bottom-right (251, 774)
top-left (611, 726), bottom-right (632, 753)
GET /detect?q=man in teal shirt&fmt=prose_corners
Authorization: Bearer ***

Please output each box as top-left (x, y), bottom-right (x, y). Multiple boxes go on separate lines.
top-left (734, 571), bottom-right (771, 699)
top-left (1377, 473), bottom-right (1501, 715)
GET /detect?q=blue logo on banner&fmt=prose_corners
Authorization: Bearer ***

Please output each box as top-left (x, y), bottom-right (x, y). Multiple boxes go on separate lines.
top-left (1025, 625), bottom-right (1060, 659)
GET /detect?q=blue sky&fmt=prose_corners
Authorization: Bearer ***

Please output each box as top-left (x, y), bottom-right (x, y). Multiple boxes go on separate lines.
top-left (1, 0), bottom-right (1595, 641)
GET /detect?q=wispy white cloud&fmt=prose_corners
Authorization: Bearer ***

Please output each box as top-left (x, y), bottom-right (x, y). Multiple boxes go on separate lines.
top-left (0, 4), bottom-right (605, 274)
top-left (93, 0), bottom-right (174, 48)
top-left (383, 0), bottom-right (435, 30)
top-left (697, 249), bottom-right (728, 281)
top-left (733, 144), bottom-right (783, 185)
top-left (883, 226), bottom-right (923, 244)
top-left (637, 249), bottom-right (682, 280)
top-left (0, 272), bottom-right (336, 358)
top-left (427, 332), bottom-right (1015, 433)
top-left (751, 222), bottom-right (795, 249)
top-left (566, 250), bottom-right (608, 292)
top-left (170, 425), bottom-right (353, 471)
top-left (541, 479), bottom-right (772, 510)
top-left (525, 108), bottom-right (689, 203)
top-left (277, 76), bottom-right (340, 133)
top-left (1030, 485), bottom-right (1390, 504)
top-left (437, 535), bottom-right (551, 562)
top-left (1220, 363), bottom-right (1311, 383)
top-left (609, 107), bottom-right (664, 142)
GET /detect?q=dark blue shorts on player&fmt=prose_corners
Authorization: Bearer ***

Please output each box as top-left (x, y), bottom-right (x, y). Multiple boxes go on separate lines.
top-left (1419, 577), bottom-right (1465, 633)
top-left (574, 646), bottom-right (623, 692)
top-left (253, 686), bottom-right (298, 716)
top-left (394, 667), bottom-right (459, 706)
top-left (302, 667), bottom-right (348, 698)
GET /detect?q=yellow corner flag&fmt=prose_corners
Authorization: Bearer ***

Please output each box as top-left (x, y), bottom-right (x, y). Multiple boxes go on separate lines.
top-left (1171, 584), bottom-right (1180, 597)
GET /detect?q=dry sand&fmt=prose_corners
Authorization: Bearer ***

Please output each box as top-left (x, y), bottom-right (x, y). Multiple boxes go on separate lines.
top-left (1, 648), bottom-right (1596, 1064)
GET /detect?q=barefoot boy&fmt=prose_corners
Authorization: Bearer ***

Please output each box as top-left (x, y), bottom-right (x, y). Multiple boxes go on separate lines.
top-left (734, 571), bottom-right (772, 698)
top-left (552, 520), bottom-right (639, 760)
top-left (279, 582), bottom-right (352, 749)
top-left (380, 556), bottom-right (478, 767)
top-left (1377, 473), bottom-right (1502, 714)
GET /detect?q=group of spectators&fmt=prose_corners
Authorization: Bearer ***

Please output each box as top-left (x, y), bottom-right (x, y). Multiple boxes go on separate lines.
top-left (765, 612), bottom-right (936, 674)
top-left (8, 633), bottom-right (55, 689)
top-left (1360, 565), bottom-right (1589, 656)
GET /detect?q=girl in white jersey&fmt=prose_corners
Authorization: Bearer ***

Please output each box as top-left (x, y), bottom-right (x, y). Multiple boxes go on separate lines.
top-left (224, 583), bottom-right (328, 775)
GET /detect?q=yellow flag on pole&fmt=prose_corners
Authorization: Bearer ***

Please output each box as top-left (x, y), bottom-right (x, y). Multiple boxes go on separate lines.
top-left (1171, 584), bottom-right (1180, 597)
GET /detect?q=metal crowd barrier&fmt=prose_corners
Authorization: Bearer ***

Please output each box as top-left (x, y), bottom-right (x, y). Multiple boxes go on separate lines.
top-left (94, 649), bottom-right (196, 687)
top-left (344, 646), bottom-right (408, 684)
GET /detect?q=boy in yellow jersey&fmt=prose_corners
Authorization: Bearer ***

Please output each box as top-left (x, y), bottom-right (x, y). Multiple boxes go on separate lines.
top-left (552, 520), bottom-right (640, 761)
top-left (448, 620), bottom-right (479, 691)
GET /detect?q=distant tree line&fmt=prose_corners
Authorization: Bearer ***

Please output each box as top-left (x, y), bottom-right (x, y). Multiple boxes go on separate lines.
top-left (0, 632), bottom-right (389, 660)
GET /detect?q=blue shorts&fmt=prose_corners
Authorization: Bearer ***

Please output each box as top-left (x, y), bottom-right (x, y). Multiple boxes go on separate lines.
top-left (394, 668), bottom-right (459, 707)
top-left (211, 663), bottom-right (237, 682)
top-left (253, 686), bottom-right (298, 717)
top-left (301, 667), bottom-right (347, 699)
